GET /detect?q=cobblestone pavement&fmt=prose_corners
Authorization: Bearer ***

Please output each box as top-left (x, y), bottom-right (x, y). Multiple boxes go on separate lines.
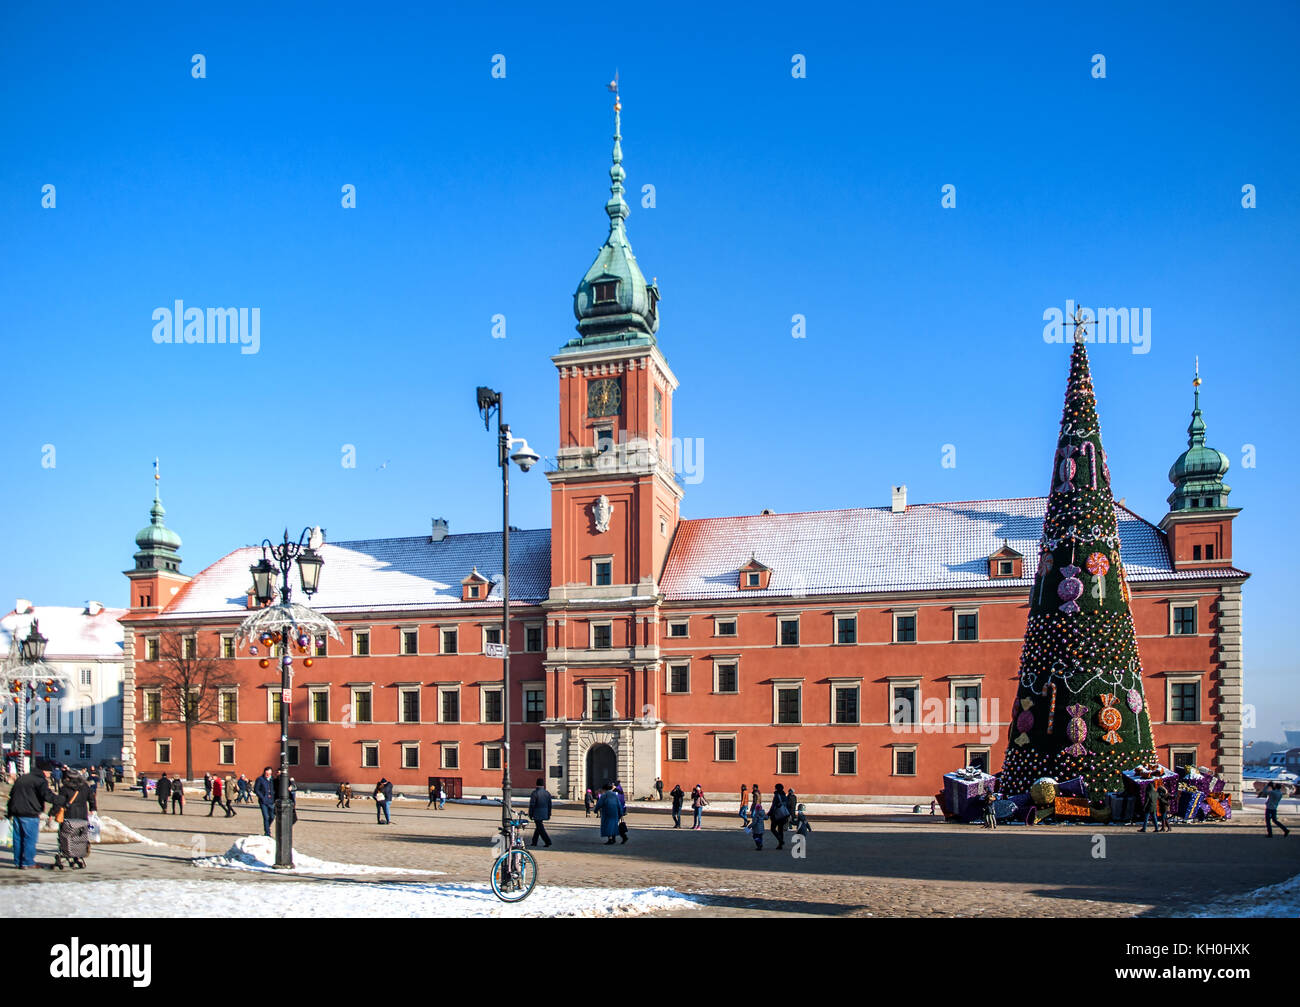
top-left (3, 793), bottom-right (1297, 917)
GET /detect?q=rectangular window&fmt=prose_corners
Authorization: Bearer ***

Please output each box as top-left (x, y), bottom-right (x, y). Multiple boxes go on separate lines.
top-left (352, 689), bottom-right (373, 724)
top-left (401, 629), bottom-right (419, 655)
top-left (667, 621), bottom-right (689, 638)
top-left (1172, 606), bottom-right (1196, 635)
top-left (833, 685), bottom-right (860, 725)
top-left (440, 689), bottom-right (460, 723)
top-left (715, 663), bottom-right (738, 694)
top-left (776, 686), bottom-right (802, 725)
top-left (668, 664), bottom-right (690, 694)
top-left (715, 618), bottom-right (737, 637)
top-left (953, 684), bottom-right (981, 726)
top-left (314, 741), bottom-right (330, 767)
top-left (524, 687), bottom-right (545, 723)
top-left (526, 746), bottom-right (543, 772)
top-left (402, 743), bottom-right (420, 770)
top-left (891, 684), bottom-right (920, 726)
top-left (594, 560), bottom-right (612, 586)
top-left (526, 625), bottom-right (544, 653)
top-left (1170, 682), bottom-right (1199, 722)
top-left (485, 746), bottom-right (502, 771)
top-left (956, 612), bottom-right (978, 641)
top-left (400, 689), bottom-right (421, 724)
top-left (592, 623), bottom-right (612, 649)
top-left (310, 689), bottom-right (329, 723)
top-left (221, 635), bottom-right (235, 659)
top-left (778, 748), bottom-right (799, 775)
top-left (145, 638), bottom-right (159, 662)
top-left (144, 690), bottom-right (161, 722)
top-left (483, 689), bottom-right (504, 724)
top-left (779, 618), bottom-right (799, 646)
top-left (590, 687), bottom-right (613, 721)
top-left (716, 736), bottom-right (736, 762)
top-left (441, 629), bottom-right (458, 654)
top-left (269, 691), bottom-right (283, 723)
top-left (219, 691), bottom-right (238, 722)
top-left (442, 744), bottom-right (459, 770)
top-left (893, 748), bottom-right (917, 776)
top-left (835, 615), bottom-right (857, 645)
top-left (361, 743), bottom-right (379, 769)
top-left (836, 749), bottom-right (857, 775)
top-left (287, 741), bottom-right (299, 767)
top-left (314, 634), bottom-right (327, 657)
top-left (894, 613), bottom-right (917, 643)
top-left (668, 735), bottom-right (688, 761)
top-left (156, 740), bottom-right (171, 763)
top-left (353, 630), bottom-right (370, 656)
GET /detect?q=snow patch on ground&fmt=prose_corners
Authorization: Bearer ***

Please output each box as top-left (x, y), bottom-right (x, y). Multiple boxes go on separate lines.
top-left (193, 835), bottom-right (443, 876)
top-left (1, 879), bottom-right (702, 918)
top-left (1181, 871), bottom-right (1300, 919)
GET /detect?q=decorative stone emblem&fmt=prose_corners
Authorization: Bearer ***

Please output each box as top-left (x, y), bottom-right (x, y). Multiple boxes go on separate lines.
top-left (592, 494), bottom-right (614, 533)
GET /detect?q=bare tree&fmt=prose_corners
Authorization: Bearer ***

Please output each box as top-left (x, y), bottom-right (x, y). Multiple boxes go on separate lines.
top-left (143, 633), bottom-right (236, 781)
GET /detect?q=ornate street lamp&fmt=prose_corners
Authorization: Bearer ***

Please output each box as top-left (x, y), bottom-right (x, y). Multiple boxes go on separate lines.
top-left (477, 386), bottom-right (538, 841)
top-left (237, 527), bottom-right (340, 869)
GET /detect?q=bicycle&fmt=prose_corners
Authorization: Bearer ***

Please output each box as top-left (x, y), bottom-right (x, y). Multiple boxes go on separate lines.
top-left (490, 816), bottom-right (538, 902)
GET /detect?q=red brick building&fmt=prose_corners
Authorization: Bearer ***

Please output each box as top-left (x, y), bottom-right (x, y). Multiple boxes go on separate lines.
top-left (122, 106), bottom-right (1247, 800)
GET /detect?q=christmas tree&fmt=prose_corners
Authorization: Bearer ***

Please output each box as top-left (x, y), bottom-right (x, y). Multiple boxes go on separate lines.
top-left (998, 328), bottom-right (1157, 799)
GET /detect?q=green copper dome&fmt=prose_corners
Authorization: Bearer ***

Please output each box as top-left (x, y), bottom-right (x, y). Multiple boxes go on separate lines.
top-left (563, 93), bottom-right (660, 353)
top-left (132, 466), bottom-right (184, 572)
top-left (1167, 367), bottom-right (1231, 511)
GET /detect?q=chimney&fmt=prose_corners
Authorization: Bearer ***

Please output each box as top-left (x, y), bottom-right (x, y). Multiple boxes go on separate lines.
top-left (431, 518), bottom-right (449, 543)
top-left (86, 601), bottom-right (103, 616)
top-left (891, 485), bottom-right (907, 514)
top-left (15, 599), bottom-right (32, 614)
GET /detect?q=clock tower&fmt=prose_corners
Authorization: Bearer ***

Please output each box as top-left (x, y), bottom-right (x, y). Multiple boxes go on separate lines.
top-left (542, 87), bottom-right (680, 797)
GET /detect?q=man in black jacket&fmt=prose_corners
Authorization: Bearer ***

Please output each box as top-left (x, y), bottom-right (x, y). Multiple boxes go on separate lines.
top-left (6, 760), bottom-right (64, 869)
top-left (528, 778), bottom-right (553, 848)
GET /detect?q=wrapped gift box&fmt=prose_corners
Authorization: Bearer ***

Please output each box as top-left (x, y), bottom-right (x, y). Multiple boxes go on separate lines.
top-left (1054, 796), bottom-right (1091, 818)
top-left (943, 769), bottom-right (998, 820)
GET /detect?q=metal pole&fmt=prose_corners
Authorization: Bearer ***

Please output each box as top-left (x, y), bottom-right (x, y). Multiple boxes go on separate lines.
top-left (274, 540), bottom-right (294, 869)
top-left (501, 406), bottom-right (512, 835)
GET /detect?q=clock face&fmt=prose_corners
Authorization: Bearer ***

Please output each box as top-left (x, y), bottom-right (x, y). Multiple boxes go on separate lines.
top-left (587, 378), bottom-right (622, 418)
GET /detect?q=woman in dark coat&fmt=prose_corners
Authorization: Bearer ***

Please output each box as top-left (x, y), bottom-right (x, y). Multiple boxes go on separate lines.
top-left (597, 784), bottom-right (622, 845)
top-left (55, 771), bottom-right (96, 870)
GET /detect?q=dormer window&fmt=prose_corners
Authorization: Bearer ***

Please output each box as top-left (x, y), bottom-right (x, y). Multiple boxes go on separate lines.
top-left (594, 281), bottom-right (618, 303)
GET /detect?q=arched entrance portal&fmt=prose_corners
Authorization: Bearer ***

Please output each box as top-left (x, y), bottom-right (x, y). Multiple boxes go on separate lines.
top-left (586, 743), bottom-right (617, 794)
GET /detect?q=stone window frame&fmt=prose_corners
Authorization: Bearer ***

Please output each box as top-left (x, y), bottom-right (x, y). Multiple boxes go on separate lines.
top-left (712, 657), bottom-right (740, 695)
top-left (776, 745), bottom-right (800, 776)
top-left (1165, 673), bottom-right (1203, 724)
top-left (949, 677), bottom-right (983, 726)
top-left (714, 732), bottom-right (737, 762)
top-left (832, 744), bottom-right (858, 776)
top-left (953, 608), bottom-right (979, 642)
top-left (830, 678), bottom-right (862, 725)
top-left (666, 731), bottom-right (689, 761)
top-left (1169, 601), bottom-right (1198, 636)
top-left (891, 744), bottom-right (918, 777)
top-left (776, 613), bottom-right (800, 647)
top-left (666, 660), bottom-right (691, 695)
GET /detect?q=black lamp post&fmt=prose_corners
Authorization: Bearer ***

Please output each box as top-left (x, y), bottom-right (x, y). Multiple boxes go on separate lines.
top-left (477, 387), bottom-right (539, 838)
top-left (248, 528), bottom-right (324, 869)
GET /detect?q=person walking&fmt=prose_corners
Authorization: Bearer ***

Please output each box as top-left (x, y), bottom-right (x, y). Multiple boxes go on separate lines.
top-left (670, 784), bottom-right (685, 828)
top-left (6, 760), bottom-right (64, 869)
top-left (1138, 780), bottom-right (1161, 833)
top-left (596, 783), bottom-right (622, 845)
top-left (769, 784), bottom-right (790, 849)
top-left (654, 777), bottom-right (664, 801)
top-left (207, 775), bottom-right (224, 817)
top-left (1265, 782), bottom-right (1291, 838)
top-left (53, 770), bottom-right (96, 870)
top-left (253, 767), bottom-right (275, 837)
top-left (171, 775), bottom-right (185, 814)
top-left (749, 791), bottom-right (766, 851)
top-left (691, 785), bottom-right (708, 830)
top-left (373, 778), bottom-right (392, 824)
top-left (528, 778), bottom-right (553, 848)
top-left (584, 787), bottom-right (595, 817)
top-left (738, 784), bottom-right (750, 827)
top-left (156, 773), bottom-right (172, 814)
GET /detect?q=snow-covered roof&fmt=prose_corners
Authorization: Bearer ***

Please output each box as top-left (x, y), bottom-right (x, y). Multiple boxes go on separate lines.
top-left (659, 496), bottom-right (1246, 601)
top-left (0, 605), bottom-right (126, 659)
top-left (156, 530), bottom-right (552, 620)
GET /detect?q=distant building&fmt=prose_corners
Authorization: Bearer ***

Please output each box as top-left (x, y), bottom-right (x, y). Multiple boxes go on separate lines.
top-left (2, 600), bottom-right (126, 767)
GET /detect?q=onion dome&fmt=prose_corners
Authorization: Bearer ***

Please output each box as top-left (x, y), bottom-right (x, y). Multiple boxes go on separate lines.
top-left (1167, 361), bottom-right (1231, 512)
top-left (564, 84), bottom-right (660, 352)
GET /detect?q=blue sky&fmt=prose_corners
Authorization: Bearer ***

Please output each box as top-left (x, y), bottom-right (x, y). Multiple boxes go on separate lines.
top-left (1, 2), bottom-right (1296, 739)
